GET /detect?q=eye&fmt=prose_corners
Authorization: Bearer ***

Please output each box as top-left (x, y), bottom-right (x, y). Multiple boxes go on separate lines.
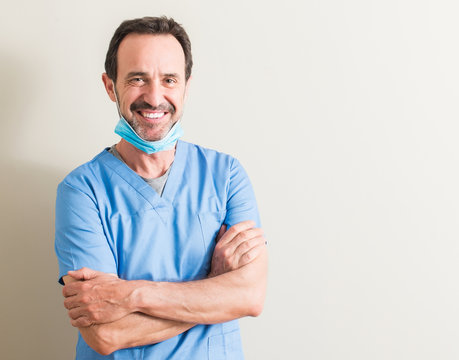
top-left (164, 78), bottom-right (177, 86)
top-left (129, 77), bottom-right (145, 86)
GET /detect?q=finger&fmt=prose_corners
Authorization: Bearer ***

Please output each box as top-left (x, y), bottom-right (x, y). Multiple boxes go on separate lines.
top-left (214, 228), bottom-right (263, 267)
top-left (233, 235), bottom-right (265, 261)
top-left (64, 295), bottom-right (81, 310)
top-left (62, 283), bottom-right (80, 298)
top-left (218, 220), bottom-right (256, 246)
top-left (236, 241), bottom-right (266, 268)
top-left (68, 305), bottom-right (100, 323)
top-left (68, 306), bottom-right (86, 320)
top-left (220, 228), bottom-right (264, 255)
top-left (234, 235), bottom-right (266, 256)
top-left (67, 267), bottom-right (99, 281)
top-left (215, 224), bottom-right (227, 243)
top-left (214, 231), bottom-right (263, 273)
top-left (70, 315), bottom-right (92, 328)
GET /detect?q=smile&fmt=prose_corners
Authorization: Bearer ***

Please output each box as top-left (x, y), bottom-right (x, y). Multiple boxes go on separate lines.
top-left (140, 111), bottom-right (166, 119)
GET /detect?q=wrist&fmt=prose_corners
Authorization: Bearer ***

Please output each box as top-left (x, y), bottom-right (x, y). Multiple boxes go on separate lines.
top-left (128, 280), bottom-right (153, 313)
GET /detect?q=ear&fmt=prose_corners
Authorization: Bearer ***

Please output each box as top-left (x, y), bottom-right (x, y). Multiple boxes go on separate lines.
top-left (184, 75), bottom-right (192, 101)
top-left (102, 73), bottom-right (117, 102)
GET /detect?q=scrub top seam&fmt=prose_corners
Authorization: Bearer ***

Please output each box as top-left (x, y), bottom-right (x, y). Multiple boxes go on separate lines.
top-left (61, 180), bottom-right (98, 206)
top-left (98, 151), bottom-right (171, 221)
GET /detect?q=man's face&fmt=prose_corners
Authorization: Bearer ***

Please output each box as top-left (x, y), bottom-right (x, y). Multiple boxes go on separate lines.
top-left (105, 33), bottom-right (189, 141)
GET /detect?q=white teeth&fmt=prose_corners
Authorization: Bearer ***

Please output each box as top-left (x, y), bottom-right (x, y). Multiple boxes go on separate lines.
top-left (142, 112), bottom-right (164, 119)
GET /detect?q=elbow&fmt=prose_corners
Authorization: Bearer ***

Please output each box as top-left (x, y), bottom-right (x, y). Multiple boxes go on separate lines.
top-left (92, 342), bottom-right (115, 357)
top-left (93, 345), bottom-right (114, 357)
top-left (247, 295), bottom-right (265, 317)
top-left (243, 284), bottom-right (266, 318)
top-left (244, 254), bottom-right (268, 318)
top-left (80, 326), bottom-right (118, 356)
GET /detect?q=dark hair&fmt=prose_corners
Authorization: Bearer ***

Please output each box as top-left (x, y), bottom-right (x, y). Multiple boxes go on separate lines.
top-left (105, 16), bottom-right (192, 82)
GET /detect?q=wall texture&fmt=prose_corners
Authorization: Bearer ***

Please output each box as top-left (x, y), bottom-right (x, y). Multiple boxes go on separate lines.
top-left (1, 0), bottom-right (459, 359)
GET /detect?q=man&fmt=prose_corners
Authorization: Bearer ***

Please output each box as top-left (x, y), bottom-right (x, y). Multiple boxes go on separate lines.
top-left (55, 16), bottom-right (267, 359)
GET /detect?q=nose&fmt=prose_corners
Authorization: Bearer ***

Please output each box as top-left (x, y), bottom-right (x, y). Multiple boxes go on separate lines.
top-left (142, 79), bottom-right (165, 107)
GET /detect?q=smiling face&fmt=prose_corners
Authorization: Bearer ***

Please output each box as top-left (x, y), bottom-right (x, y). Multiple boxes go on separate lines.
top-left (103, 33), bottom-right (189, 141)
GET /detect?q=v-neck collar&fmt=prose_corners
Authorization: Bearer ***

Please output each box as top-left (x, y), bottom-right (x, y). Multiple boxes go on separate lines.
top-left (160, 140), bottom-right (187, 205)
top-left (99, 140), bottom-right (188, 223)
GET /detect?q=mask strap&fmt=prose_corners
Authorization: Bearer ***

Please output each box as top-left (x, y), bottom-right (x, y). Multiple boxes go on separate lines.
top-left (112, 80), bottom-right (122, 118)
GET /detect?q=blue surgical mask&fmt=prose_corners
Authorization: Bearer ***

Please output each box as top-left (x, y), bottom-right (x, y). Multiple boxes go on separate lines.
top-left (114, 117), bottom-right (184, 154)
top-left (112, 80), bottom-right (183, 154)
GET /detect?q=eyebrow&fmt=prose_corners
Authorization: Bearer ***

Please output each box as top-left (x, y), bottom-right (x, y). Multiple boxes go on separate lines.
top-left (125, 71), bottom-right (182, 79)
top-left (126, 71), bottom-right (148, 78)
top-left (163, 73), bottom-right (180, 78)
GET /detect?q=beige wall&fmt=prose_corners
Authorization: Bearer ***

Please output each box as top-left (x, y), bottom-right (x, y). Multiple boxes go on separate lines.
top-left (1, 0), bottom-right (459, 358)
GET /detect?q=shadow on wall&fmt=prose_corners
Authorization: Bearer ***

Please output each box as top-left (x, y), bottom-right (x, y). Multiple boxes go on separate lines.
top-left (0, 55), bottom-right (76, 359)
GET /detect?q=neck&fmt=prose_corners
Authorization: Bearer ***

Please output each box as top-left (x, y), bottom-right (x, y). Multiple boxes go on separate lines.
top-left (116, 139), bottom-right (176, 179)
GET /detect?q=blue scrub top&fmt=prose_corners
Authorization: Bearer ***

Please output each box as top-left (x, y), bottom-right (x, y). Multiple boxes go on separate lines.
top-left (55, 140), bottom-right (261, 359)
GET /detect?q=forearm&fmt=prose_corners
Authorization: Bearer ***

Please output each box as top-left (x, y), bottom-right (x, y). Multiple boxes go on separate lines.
top-left (63, 274), bottom-right (194, 355)
top-left (131, 248), bottom-right (268, 324)
top-left (79, 312), bottom-right (194, 356)
top-left (63, 223), bottom-right (267, 329)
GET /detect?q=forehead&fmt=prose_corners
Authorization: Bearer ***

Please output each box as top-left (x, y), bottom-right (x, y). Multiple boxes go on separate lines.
top-left (117, 33), bottom-right (185, 77)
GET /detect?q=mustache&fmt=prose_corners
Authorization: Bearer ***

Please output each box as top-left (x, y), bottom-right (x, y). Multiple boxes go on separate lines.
top-left (130, 100), bottom-right (175, 114)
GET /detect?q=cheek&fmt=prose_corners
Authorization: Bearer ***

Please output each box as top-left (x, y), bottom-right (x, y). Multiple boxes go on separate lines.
top-left (168, 91), bottom-right (186, 108)
top-left (121, 92), bottom-right (141, 110)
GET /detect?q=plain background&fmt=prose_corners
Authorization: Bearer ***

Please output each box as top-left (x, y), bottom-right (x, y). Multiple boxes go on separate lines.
top-left (1, 0), bottom-right (459, 359)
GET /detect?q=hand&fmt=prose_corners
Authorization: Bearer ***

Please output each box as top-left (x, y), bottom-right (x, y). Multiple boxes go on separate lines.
top-left (62, 267), bottom-right (133, 327)
top-left (209, 220), bottom-right (266, 278)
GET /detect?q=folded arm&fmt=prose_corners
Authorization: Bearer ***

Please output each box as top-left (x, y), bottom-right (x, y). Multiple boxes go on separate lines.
top-left (62, 221), bottom-right (267, 355)
top-left (133, 245), bottom-right (267, 324)
top-left (62, 275), bottom-right (194, 355)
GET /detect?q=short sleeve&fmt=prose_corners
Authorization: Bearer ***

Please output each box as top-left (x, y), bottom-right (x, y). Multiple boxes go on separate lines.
top-left (224, 158), bottom-right (261, 228)
top-left (55, 181), bottom-right (117, 284)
